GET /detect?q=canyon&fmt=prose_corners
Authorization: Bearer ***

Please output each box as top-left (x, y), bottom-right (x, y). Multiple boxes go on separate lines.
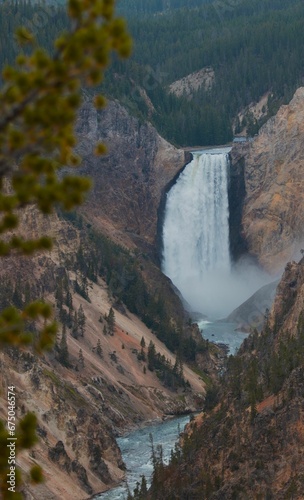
top-left (140, 87), bottom-right (304, 499)
top-left (0, 99), bottom-right (211, 498)
top-left (1, 85), bottom-right (304, 498)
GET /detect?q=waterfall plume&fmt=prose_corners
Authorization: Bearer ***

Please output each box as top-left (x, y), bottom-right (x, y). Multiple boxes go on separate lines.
top-left (162, 149), bottom-right (231, 317)
top-left (162, 148), bottom-right (270, 319)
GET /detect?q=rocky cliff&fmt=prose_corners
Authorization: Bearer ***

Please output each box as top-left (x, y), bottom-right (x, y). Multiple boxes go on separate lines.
top-left (76, 98), bottom-right (187, 256)
top-left (230, 87), bottom-right (304, 274)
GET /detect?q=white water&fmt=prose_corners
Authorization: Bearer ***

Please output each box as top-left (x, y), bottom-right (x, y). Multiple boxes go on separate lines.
top-left (96, 415), bottom-right (190, 500)
top-left (163, 149), bottom-right (231, 318)
top-left (162, 148), bottom-right (270, 319)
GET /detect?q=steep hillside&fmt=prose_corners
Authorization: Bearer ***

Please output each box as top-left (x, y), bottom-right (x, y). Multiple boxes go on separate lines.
top-left (230, 87), bottom-right (304, 274)
top-left (0, 96), bottom-right (224, 498)
top-left (168, 67), bottom-right (215, 98)
top-left (142, 257), bottom-right (304, 499)
top-left (0, 207), bottom-right (211, 499)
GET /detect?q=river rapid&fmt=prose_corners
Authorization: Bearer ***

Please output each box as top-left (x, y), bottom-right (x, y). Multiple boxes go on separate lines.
top-left (96, 415), bottom-right (190, 500)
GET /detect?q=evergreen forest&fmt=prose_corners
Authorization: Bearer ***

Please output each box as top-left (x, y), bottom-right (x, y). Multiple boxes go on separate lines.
top-left (1, 0), bottom-right (304, 145)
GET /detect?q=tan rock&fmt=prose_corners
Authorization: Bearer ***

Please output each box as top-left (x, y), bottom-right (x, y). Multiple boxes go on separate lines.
top-left (231, 87), bottom-right (304, 274)
top-left (169, 67), bottom-right (215, 98)
top-left (76, 99), bottom-right (187, 251)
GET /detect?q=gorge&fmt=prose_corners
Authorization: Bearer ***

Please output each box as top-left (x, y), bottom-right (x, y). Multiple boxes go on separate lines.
top-left (1, 2), bottom-right (304, 498)
top-left (1, 70), bottom-right (304, 500)
top-left (139, 88), bottom-right (304, 499)
top-left (89, 91), bottom-right (303, 499)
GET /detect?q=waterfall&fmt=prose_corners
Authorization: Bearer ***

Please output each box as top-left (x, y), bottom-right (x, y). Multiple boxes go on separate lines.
top-left (162, 149), bottom-right (232, 318)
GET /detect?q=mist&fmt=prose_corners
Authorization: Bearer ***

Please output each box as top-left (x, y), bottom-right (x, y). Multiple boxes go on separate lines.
top-left (179, 256), bottom-right (275, 320)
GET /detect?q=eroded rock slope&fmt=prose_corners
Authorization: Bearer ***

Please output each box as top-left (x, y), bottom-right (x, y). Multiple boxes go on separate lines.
top-left (231, 87), bottom-right (304, 274)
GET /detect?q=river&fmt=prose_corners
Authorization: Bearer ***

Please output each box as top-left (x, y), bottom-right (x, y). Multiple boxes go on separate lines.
top-left (198, 320), bottom-right (248, 354)
top-left (95, 415), bottom-right (190, 500)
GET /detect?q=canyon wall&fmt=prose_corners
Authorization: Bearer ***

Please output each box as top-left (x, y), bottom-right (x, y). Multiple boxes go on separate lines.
top-left (230, 87), bottom-right (304, 274)
top-left (143, 261), bottom-right (304, 499)
top-left (76, 98), bottom-right (187, 256)
top-left (77, 90), bottom-right (304, 276)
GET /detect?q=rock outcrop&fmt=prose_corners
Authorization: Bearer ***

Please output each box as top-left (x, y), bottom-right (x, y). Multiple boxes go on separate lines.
top-left (169, 67), bottom-right (215, 97)
top-left (225, 280), bottom-right (279, 332)
top-left (230, 87), bottom-right (304, 274)
top-left (76, 98), bottom-right (187, 255)
top-left (269, 257), bottom-right (304, 334)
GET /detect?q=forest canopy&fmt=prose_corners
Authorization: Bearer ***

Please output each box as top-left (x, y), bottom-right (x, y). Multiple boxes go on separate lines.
top-left (1, 1), bottom-right (303, 143)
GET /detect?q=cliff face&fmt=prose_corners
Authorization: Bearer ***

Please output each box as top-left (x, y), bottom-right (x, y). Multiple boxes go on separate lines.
top-left (269, 258), bottom-right (304, 335)
top-left (0, 348), bottom-right (125, 499)
top-left (230, 87), bottom-right (304, 274)
top-left (76, 99), bottom-right (186, 254)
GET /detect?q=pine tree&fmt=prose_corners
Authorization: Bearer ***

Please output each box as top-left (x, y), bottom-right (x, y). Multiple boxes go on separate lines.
top-left (139, 475), bottom-right (148, 496)
top-left (78, 348), bottom-right (85, 369)
top-left (78, 304), bottom-right (86, 337)
top-left (71, 311), bottom-right (79, 339)
top-left (81, 275), bottom-right (90, 301)
top-left (12, 286), bottom-right (23, 309)
top-left (148, 341), bottom-right (156, 371)
top-left (137, 347), bottom-right (146, 362)
top-left (96, 339), bottom-right (103, 358)
top-left (65, 287), bottom-right (73, 310)
top-left (173, 352), bottom-right (183, 378)
top-left (58, 324), bottom-right (69, 367)
top-left (140, 336), bottom-right (146, 348)
top-left (55, 280), bottom-right (64, 312)
top-left (107, 307), bottom-right (115, 336)
top-left (76, 245), bottom-right (86, 273)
